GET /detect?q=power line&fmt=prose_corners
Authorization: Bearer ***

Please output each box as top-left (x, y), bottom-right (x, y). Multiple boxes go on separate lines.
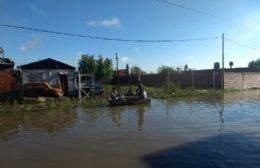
top-left (1, 24), bottom-right (220, 43)
top-left (225, 37), bottom-right (260, 51)
top-left (154, 0), bottom-right (225, 19)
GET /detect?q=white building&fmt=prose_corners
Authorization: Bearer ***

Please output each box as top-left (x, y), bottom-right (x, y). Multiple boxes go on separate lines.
top-left (18, 58), bottom-right (77, 96)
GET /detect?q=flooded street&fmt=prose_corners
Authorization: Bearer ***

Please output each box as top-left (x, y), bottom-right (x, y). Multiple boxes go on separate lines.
top-left (1, 90), bottom-right (260, 168)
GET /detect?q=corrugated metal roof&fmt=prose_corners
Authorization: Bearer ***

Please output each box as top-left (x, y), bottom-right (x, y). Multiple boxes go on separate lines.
top-left (18, 58), bottom-right (75, 70)
top-left (0, 58), bottom-right (14, 70)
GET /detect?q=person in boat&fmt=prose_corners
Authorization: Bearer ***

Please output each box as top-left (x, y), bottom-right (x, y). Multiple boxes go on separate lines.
top-left (136, 80), bottom-right (147, 100)
top-left (110, 86), bottom-right (120, 101)
top-left (126, 86), bottom-right (134, 96)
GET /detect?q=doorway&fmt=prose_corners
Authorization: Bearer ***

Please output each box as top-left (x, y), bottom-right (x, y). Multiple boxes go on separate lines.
top-left (59, 74), bottom-right (68, 96)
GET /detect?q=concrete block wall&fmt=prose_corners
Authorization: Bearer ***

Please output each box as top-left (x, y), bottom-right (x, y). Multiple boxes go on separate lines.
top-left (224, 72), bottom-right (260, 89)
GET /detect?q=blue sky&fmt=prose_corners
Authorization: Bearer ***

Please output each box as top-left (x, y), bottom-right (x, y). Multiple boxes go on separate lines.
top-left (1, 0), bottom-right (260, 72)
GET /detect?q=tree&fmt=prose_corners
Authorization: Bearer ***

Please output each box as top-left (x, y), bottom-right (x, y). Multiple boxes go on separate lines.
top-left (248, 59), bottom-right (260, 70)
top-left (131, 65), bottom-right (145, 75)
top-left (184, 64), bottom-right (189, 71)
top-left (78, 55), bottom-right (96, 73)
top-left (157, 65), bottom-right (177, 75)
top-left (103, 58), bottom-right (113, 80)
top-left (95, 56), bottom-right (105, 80)
top-left (229, 61), bottom-right (234, 69)
top-left (214, 62), bottom-right (220, 70)
top-left (78, 54), bottom-right (113, 81)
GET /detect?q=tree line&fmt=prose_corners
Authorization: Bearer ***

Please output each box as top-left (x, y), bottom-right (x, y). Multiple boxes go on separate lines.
top-left (78, 54), bottom-right (113, 81)
top-left (78, 54), bottom-right (260, 81)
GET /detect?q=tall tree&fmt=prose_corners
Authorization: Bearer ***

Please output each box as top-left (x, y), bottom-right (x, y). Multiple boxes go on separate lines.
top-left (95, 56), bottom-right (105, 80)
top-left (103, 58), bottom-right (113, 80)
top-left (131, 65), bottom-right (145, 75)
top-left (214, 62), bottom-right (220, 70)
top-left (229, 61), bottom-right (234, 69)
top-left (184, 64), bottom-right (189, 71)
top-left (248, 59), bottom-right (260, 70)
top-left (157, 65), bottom-right (176, 75)
top-left (78, 54), bottom-right (113, 81)
top-left (78, 55), bottom-right (96, 73)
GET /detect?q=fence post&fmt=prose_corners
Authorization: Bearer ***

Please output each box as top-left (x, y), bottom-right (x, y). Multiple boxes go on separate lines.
top-left (78, 73), bottom-right (81, 102)
top-left (191, 69), bottom-right (194, 89)
top-left (213, 71), bottom-right (215, 89)
top-left (167, 71), bottom-right (169, 89)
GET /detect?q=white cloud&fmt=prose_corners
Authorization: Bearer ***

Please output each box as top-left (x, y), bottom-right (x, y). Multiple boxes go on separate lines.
top-left (20, 36), bottom-right (40, 52)
top-left (87, 17), bottom-right (121, 28)
top-left (26, 3), bottom-right (46, 15)
top-left (120, 56), bottom-right (130, 64)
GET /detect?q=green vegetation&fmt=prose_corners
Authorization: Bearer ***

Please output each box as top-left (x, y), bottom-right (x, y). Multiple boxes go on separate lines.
top-left (214, 62), bottom-right (220, 70)
top-left (157, 65), bottom-right (177, 75)
top-left (229, 61), bottom-right (234, 69)
top-left (0, 84), bottom-right (224, 112)
top-left (0, 97), bottom-right (78, 113)
top-left (78, 54), bottom-right (113, 81)
top-left (248, 59), bottom-right (260, 70)
top-left (130, 65), bottom-right (146, 75)
top-left (104, 84), bottom-right (223, 99)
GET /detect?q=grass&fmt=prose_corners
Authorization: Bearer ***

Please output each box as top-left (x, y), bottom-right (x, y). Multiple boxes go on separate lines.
top-left (0, 84), bottom-right (224, 112)
top-left (103, 84), bottom-right (223, 99)
top-left (0, 97), bottom-right (78, 113)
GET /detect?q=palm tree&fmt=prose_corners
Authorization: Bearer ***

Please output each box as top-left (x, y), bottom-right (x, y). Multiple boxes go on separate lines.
top-left (229, 61), bottom-right (234, 69)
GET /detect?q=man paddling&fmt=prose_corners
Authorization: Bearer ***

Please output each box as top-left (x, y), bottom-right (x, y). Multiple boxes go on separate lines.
top-left (136, 80), bottom-right (147, 100)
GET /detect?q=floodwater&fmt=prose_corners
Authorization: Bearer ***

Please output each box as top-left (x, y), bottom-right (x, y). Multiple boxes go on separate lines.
top-left (1, 91), bottom-right (260, 168)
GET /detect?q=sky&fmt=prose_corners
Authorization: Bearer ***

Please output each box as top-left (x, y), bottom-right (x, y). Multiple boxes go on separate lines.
top-left (1, 0), bottom-right (260, 72)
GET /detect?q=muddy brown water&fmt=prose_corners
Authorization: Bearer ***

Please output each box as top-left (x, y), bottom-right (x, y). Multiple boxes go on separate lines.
top-left (1, 90), bottom-right (260, 168)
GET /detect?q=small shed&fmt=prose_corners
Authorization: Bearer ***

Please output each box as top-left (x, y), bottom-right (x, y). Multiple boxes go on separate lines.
top-left (18, 58), bottom-right (77, 96)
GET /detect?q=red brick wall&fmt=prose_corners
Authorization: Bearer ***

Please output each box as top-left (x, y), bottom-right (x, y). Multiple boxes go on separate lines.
top-left (0, 69), bottom-right (13, 94)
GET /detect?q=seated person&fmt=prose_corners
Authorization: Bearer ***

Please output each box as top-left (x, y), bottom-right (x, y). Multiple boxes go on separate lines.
top-left (136, 80), bottom-right (147, 100)
top-left (110, 86), bottom-right (119, 101)
top-left (126, 86), bottom-right (134, 96)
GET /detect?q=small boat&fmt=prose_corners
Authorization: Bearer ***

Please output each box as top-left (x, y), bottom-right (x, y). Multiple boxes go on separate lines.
top-left (108, 96), bottom-right (151, 107)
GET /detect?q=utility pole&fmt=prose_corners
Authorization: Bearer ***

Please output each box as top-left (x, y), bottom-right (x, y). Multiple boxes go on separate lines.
top-left (115, 52), bottom-right (119, 89)
top-left (222, 33), bottom-right (225, 90)
top-left (116, 52), bottom-right (119, 72)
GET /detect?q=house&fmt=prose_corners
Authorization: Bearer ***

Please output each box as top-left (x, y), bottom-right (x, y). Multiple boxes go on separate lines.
top-left (18, 58), bottom-right (77, 96)
top-left (114, 69), bottom-right (129, 77)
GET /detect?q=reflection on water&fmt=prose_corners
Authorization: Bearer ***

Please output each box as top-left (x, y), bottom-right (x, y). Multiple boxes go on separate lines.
top-left (108, 105), bottom-right (148, 130)
top-left (0, 108), bottom-right (77, 140)
top-left (0, 90), bottom-right (260, 168)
